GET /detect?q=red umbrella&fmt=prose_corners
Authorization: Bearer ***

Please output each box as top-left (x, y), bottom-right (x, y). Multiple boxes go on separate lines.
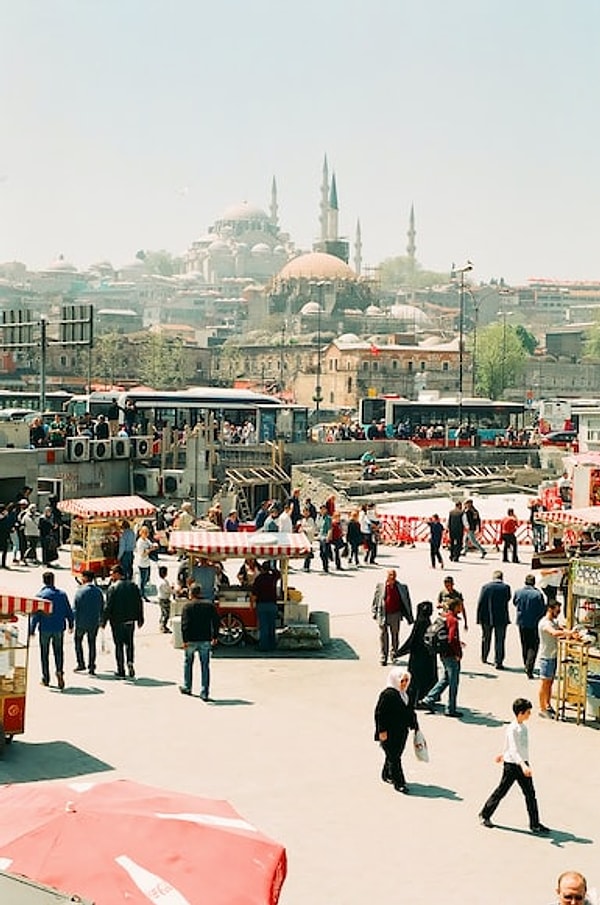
top-left (0, 780), bottom-right (287, 905)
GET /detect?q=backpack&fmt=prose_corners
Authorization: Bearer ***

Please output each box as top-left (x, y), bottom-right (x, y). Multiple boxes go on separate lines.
top-left (424, 616), bottom-right (452, 656)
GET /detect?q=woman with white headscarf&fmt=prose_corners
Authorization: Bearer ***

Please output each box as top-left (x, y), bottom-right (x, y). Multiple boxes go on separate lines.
top-left (374, 667), bottom-right (419, 793)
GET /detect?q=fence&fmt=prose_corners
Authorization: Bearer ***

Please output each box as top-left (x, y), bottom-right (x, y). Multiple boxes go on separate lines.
top-left (378, 514), bottom-right (533, 549)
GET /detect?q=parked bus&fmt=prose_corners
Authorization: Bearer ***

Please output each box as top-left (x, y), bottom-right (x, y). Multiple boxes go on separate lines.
top-left (359, 395), bottom-right (526, 444)
top-left (0, 389), bottom-right (71, 412)
top-left (66, 387), bottom-right (308, 443)
top-left (537, 398), bottom-right (600, 434)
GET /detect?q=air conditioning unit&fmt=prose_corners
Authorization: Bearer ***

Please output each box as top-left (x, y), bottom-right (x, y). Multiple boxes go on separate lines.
top-left (90, 439), bottom-right (112, 461)
top-left (162, 469), bottom-right (186, 497)
top-left (133, 468), bottom-right (161, 496)
top-left (112, 436), bottom-right (130, 459)
top-left (65, 436), bottom-right (90, 462)
top-left (131, 436), bottom-right (152, 459)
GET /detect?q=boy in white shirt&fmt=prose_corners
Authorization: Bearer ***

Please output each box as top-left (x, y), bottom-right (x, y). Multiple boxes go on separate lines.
top-left (157, 565), bottom-right (173, 634)
top-left (478, 697), bottom-right (549, 835)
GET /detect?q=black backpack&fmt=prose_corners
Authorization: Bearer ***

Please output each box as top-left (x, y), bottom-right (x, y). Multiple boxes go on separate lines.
top-left (424, 616), bottom-right (452, 656)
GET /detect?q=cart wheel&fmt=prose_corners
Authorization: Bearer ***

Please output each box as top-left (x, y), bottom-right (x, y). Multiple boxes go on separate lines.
top-left (5, 734), bottom-right (13, 744)
top-left (218, 612), bottom-right (245, 647)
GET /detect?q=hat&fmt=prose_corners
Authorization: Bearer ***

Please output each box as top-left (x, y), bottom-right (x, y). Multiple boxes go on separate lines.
top-left (19, 499), bottom-right (28, 505)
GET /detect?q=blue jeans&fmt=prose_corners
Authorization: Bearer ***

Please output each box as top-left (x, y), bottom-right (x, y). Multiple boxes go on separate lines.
top-left (183, 641), bottom-right (211, 696)
top-left (39, 631), bottom-right (65, 684)
top-left (119, 550), bottom-right (134, 580)
top-left (257, 602), bottom-right (278, 651)
top-left (138, 566), bottom-right (151, 598)
top-left (425, 656), bottom-right (461, 714)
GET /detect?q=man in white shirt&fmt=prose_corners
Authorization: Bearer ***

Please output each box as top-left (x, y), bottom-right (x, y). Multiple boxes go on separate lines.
top-left (538, 601), bottom-right (579, 718)
top-left (478, 697), bottom-right (549, 834)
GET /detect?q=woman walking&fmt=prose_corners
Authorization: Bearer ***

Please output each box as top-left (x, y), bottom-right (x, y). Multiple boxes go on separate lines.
top-left (346, 510), bottom-right (363, 567)
top-left (395, 601), bottom-right (437, 706)
top-left (374, 667), bottom-right (419, 794)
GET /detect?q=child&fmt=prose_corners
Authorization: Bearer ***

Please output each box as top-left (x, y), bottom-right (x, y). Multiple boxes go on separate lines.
top-left (157, 565), bottom-right (173, 634)
top-left (427, 514), bottom-right (444, 569)
top-left (478, 697), bottom-right (549, 834)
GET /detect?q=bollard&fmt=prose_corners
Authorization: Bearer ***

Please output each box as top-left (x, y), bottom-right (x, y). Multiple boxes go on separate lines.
top-left (309, 611), bottom-right (330, 645)
top-left (171, 615), bottom-right (184, 650)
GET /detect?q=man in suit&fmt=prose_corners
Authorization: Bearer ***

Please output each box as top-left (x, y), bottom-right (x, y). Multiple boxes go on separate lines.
top-left (372, 569), bottom-right (414, 666)
top-left (476, 569), bottom-right (512, 670)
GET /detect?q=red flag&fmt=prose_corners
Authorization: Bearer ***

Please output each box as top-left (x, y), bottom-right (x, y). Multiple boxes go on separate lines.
top-left (370, 343), bottom-right (380, 356)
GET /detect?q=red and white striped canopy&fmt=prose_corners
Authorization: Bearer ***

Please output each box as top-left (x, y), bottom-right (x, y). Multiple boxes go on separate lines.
top-left (537, 506), bottom-right (600, 527)
top-left (57, 496), bottom-right (156, 519)
top-left (169, 530), bottom-right (311, 558)
top-left (0, 595), bottom-right (52, 616)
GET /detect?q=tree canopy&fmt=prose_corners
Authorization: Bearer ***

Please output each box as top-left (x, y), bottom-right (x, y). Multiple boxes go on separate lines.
top-left (377, 256), bottom-right (449, 290)
top-left (472, 322), bottom-right (527, 399)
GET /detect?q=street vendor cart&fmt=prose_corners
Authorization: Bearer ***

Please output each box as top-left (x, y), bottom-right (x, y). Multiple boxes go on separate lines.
top-left (58, 495), bottom-right (156, 581)
top-left (0, 593), bottom-right (52, 755)
top-left (169, 529), bottom-right (311, 645)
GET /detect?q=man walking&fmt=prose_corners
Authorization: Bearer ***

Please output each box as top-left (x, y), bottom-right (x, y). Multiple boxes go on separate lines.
top-left (420, 598), bottom-right (463, 717)
top-left (251, 561), bottom-right (281, 652)
top-left (73, 570), bottom-right (104, 675)
top-left (462, 499), bottom-right (487, 558)
top-left (476, 569), bottom-right (512, 669)
top-left (102, 564), bottom-right (144, 679)
top-left (30, 571), bottom-right (74, 690)
top-left (447, 501), bottom-right (464, 563)
top-left (538, 600), bottom-right (579, 718)
top-left (372, 569), bottom-right (414, 666)
top-left (438, 575), bottom-right (468, 631)
top-left (180, 585), bottom-right (220, 700)
top-left (513, 574), bottom-right (546, 679)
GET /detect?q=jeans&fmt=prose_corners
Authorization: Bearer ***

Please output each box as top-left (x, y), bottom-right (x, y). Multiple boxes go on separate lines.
top-left (119, 550), bottom-right (134, 580)
top-left (462, 529), bottom-right (485, 555)
top-left (138, 566), bottom-right (151, 598)
top-left (519, 626), bottom-right (540, 678)
top-left (257, 601), bottom-right (278, 651)
top-left (39, 631), bottom-right (65, 684)
top-left (110, 621), bottom-right (135, 675)
top-left (183, 640), bottom-right (211, 695)
top-left (319, 539), bottom-right (330, 572)
top-left (481, 624), bottom-right (508, 667)
top-left (531, 523), bottom-right (546, 553)
top-left (480, 762), bottom-right (540, 828)
top-left (74, 626), bottom-right (99, 672)
top-left (425, 655), bottom-right (461, 714)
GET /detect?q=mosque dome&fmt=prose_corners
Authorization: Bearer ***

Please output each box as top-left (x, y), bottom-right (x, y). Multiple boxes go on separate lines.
top-left (208, 239), bottom-right (231, 253)
top-left (46, 254), bottom-right (77, 273)
top-left (220, 202), bottom-right (269, 222)
top-left (251, 242), bottom-right (271, 255)
top-left (390, 303), bottom-right (430, 324)
top-left (365, 304), bottom-right (384, 316)
top-left (273, 245), bottom-right (287, 254)
top-left (300, 301), bottom-right (322, 315)
top-left (277, 252), bottom-right (356, 282)
top-left (337, 332), bottom-right (361, 343)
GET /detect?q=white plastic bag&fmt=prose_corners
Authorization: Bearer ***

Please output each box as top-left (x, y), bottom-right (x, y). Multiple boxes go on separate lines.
top-left (413, 728), bottom-right (429, 763)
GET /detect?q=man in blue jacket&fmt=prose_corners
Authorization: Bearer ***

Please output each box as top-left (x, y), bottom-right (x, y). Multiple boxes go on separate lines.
top-left (513, 574), bottom-right (546, 679)
top-left (73, 570), bottom-right (104, 676)
top-left (476, 569), bottom-right (512, 670)
top-left (30, 571), bottom-right (74, 690)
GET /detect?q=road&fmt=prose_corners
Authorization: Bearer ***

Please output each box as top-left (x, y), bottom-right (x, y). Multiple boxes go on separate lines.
top-left (0, 541), bottom-right (597, 905)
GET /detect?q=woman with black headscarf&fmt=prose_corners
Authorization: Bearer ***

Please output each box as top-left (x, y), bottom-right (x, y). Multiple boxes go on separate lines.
top-left (374, 667), bottom-right (418, 794)
top-left (395, 600), bottom-right (437, 706)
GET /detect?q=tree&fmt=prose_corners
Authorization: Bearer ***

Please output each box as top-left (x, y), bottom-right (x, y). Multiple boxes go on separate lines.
top-left (515, 325), bottom-right (538, 355)
top-left (135, 249), bottom-right (182, 276)
top-left (92, 332), bottom-right (131, 387)
top-left (472, 322), bottom-right (527, 399)
top-left (583, 319), bottom-right (600, 359)
top-left (377, 256), bottom-right (449, 290)
top-left (138, 334), bottom-right (188, 389)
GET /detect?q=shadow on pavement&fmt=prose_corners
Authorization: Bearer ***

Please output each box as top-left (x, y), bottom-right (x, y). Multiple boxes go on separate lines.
top-left (492, 823), bottom-right (593, 847)
top-left (206, 698), bottom-right (254, 707)
top-left (418, 709), bottom-right (504, 728)
top-left (406, 783), bottom-right (463, 801)
top-left (214, 637), bottom-right (359, 660)
top-left (59, 686), bottom-right (104, 696)
top-left (0, 740), bottom-right (113, 783)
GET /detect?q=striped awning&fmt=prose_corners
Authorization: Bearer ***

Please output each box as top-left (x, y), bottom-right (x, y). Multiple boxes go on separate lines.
top-left (0, 595), bottom-right (52, 616)
top-left (57, 496), bottom-right (156, 519)
top-left (537, 506), bottom-right (600, 527)
top-left (169, 530), bottom-right (311, 558)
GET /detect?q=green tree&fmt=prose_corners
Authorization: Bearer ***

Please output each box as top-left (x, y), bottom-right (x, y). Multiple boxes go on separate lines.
top-left (515, 324), bottom-right (538, 355)
top-left (135, 249), bottom-right (182, 276)
top-left (472, 322), bottom-right (527, 399)
top-left (92, 332), bottom-right (131, 387)
top-left (378, 256), bottom-right (449, 290)
top-left (583, 319), bottom-right (600, 359)
top-left (138, 334), bottom-right (188, 389)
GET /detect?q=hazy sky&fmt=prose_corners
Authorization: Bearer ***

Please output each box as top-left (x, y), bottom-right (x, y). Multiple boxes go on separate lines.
top-left (2, 0), bottom-right (599, 285)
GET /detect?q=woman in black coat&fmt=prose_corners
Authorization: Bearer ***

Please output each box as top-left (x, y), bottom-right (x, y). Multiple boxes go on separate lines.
top-left (395, 600), bottom-right (437, 706)
top-left (374, 667), bottom-right (418, 793)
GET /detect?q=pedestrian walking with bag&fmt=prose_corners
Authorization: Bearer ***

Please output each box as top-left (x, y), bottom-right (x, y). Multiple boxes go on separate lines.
top-left (374, 667), bottom-right (419, 794)
top-left (420, 597), bottom-right (464, 717)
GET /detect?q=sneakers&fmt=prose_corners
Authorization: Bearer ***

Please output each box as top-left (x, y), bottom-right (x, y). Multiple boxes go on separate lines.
top-left (479, 813), bottom-right (494, 828)
top-left (546, 705), bottom-right (557, 717)
top-left (481, 550), bottom-right (487, 558)
top-left (179, 686), bottom-right (191, 696)
top-left (200, 691), bottom-right (209, 702)
top-left (73, 666), bottom-right (86, 672)
top-left (446, 710), bottom-right (463, 718)
top-left (127, 664), bottom-right (135, 679)
top-left (530, 824), bottom-right (550, 835)
top-left (420, 699), bottom-right (436, 714)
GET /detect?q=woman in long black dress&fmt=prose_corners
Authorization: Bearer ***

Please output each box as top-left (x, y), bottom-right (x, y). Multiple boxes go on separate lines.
top-left (395, 600), bottom-right (437, 706)
top-left (374, 667), bottom-right (418, 794)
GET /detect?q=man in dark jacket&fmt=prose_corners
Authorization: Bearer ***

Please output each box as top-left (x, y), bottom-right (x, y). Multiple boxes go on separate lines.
top-left (513, 574), bottom-right (546, 678)
top-left (447, 501), bottom-right (464, 562)
top-left (102, 564), bottom-right (144, 678)
top-left (73, 570), bottom-right (104, 675)
top-left (251, 561), bottom-right (281, 651)
top-left (372, 569), bottom-right (414, 666)
top-left (30, 571), bottom-right (74, 689)
top-left (180, 584), bottom-right (220, 700)
top-left (476, 569), bottom-right (512, 669)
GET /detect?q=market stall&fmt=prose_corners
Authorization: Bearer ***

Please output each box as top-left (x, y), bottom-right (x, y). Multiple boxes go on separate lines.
top-left (169, 529), bottom-right (313, 646)
top-left (0, 593), bottom-right (52, 754)
top-left (58, 495), bottom-right (156, 581)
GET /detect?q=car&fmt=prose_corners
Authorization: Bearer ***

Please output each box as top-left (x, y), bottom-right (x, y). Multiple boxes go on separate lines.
top-left (541, 430), bottom-right (578, 446)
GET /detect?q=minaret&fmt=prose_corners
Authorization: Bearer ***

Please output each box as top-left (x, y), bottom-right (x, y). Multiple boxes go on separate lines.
top-left (354, 219), bottom-right (362, 275)
top-left (406, 203), bottom-right (416, 266)
top-left (327, 172), bottom-right (339, 240)
top-left (270, 176), bottom-right (278, 228)
top-left (319, 154), bottom-right (329, 241)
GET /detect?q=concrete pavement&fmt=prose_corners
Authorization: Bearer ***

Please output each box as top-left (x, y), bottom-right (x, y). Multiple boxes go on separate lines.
top-left (0, 543), bottom-right (598, 905)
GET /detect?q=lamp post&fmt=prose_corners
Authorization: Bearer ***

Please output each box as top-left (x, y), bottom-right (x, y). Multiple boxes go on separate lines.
top-left (451, 261), bottom-right (473, 431)
top-left (309, 280), bottom-right (328, 416)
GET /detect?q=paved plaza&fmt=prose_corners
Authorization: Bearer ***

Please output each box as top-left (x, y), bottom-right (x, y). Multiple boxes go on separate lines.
top-left (1, 542), bottom-right (598, 905)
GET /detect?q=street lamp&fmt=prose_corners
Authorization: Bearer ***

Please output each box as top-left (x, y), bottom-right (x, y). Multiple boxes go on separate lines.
top-left (309, 280), bottom-right (329, 416)
top-left (451, 260), bottom-right (473, 431)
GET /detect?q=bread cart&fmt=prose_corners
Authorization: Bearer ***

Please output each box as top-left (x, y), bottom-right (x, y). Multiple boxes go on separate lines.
top-left (169, 529), bottom-right (311, 645)
top-left (0, 593), bottom-right (52, 756)
top-left (57, 495), bottom-right (156, 581)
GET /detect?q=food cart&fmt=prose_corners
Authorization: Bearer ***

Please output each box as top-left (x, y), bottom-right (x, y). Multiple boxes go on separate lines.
top-left (169, 529), bottom-right (312, 645)
top-left (0, 593), bottom-right (52, 755)
top-left (58, 495), bottom-right (156, 581)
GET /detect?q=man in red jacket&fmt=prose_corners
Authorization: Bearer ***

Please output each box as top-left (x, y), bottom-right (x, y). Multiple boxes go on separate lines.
top-left (500, 507), bottom-right (520, 563)
top-left (420, 598), bottom-right (464, 718)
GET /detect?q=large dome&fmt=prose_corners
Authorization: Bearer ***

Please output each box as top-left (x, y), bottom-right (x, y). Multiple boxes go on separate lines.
top-left (390, 303), bottom-right (430, 324)
top-left (219, 202), bottom-right (269, 222)
top-left (277, 252), bottom-right (356, 282)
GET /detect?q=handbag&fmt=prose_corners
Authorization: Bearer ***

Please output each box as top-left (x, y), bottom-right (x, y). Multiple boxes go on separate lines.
top-left (413, 728), bottom-right (429, 763)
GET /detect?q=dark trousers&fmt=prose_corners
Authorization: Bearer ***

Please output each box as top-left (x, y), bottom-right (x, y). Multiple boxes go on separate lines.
top-left (363, 535), bottom-right (376, 564)
top-left (449, 534), bottom-right (462, 562)
top-left (429, 542), bottom-right (443, 567)
top-left (319, 539), bottom-right (330, 572)
top-left (39, 631), bottom-right (65, 684)
top-left (519, 626), bottom-right (540, 678)
top-left (349, 541), bottom-right (360, 566)
top-left (110, 621), bottom-right (135, 675)
top-left (74, 626), bottom-right (99, 672)
top-left (481, 762), bottom-right (540, 828)
top-left (257, 602), bottom-right (278, 651)
top-left (381, 727), bottom-right (409, 788)
top-left (481, 624), bottom-right (507, 667)
top-left (119, 550), bottom-right (134, 580)
top-left (502, 533), bottom-right (519, 562)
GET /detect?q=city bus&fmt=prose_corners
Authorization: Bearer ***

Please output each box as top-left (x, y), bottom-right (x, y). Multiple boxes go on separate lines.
top-left (359, 395), bottom-right (526, 444)
top-left (0, 389), bottom-right (71, 412)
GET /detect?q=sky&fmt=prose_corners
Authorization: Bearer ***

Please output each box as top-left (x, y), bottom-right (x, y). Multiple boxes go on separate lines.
top-left (1, 0), bottom-right (600, 285)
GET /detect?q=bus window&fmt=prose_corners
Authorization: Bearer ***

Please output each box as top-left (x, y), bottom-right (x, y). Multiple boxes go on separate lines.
top-left (360, 398), bottom-right (386, 425)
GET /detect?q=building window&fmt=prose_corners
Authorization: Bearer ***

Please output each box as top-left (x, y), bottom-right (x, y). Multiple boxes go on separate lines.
top-left (392, 359), bottom-right (398, 370)
top-left (362, 361), bottom-right (369, 371)
top-left (330, 392), bottom-right (334, 404)
top-left (407, 361), bottom-right (413, 372)
top-left (420, 361), bottom-right (426, 371)
top-left (347, 377), bottom-right (352, 393)
top-left (442, 361), bottom-right (449, 372)
top-left (60, 355), bottom-right (67, 367)
top-left (372, 362), bottom-right (378, 372)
